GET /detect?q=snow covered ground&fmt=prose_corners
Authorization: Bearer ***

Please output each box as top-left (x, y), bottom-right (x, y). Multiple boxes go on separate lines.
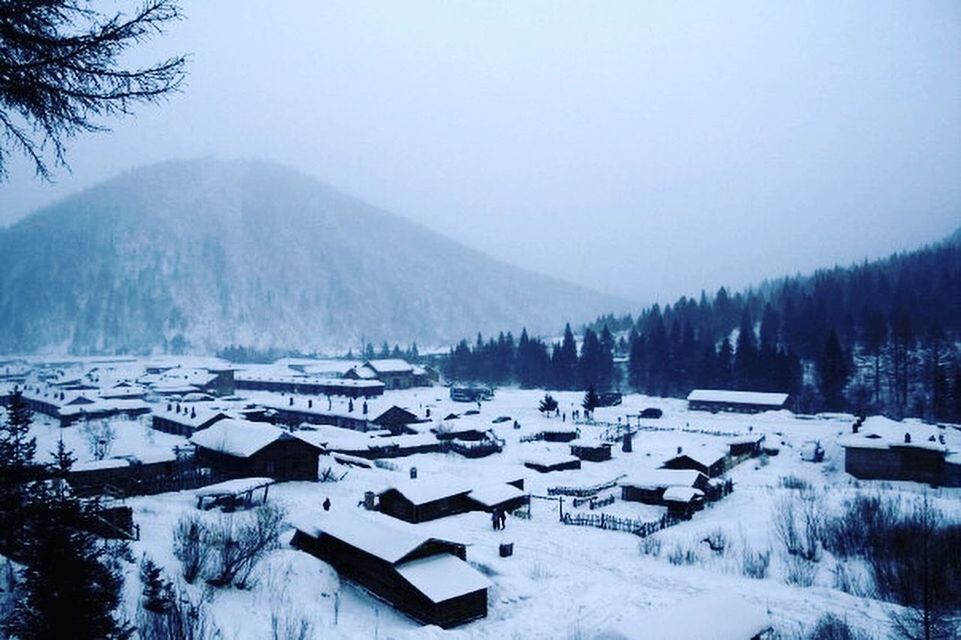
top-left (17, 384), bottom-right (961, 638)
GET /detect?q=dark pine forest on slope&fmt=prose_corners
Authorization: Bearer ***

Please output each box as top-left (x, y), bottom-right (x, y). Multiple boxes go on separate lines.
top-left (444, 230), bottom-right (961, 422)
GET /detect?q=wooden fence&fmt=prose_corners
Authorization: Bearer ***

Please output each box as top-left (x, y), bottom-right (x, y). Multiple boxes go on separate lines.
top-left (547, 475), bottom-right (625, 498)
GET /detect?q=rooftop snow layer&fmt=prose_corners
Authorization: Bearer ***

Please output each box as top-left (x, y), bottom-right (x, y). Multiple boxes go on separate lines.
top-left (396, 553), bottom-right (491, 603)
top-left (190, 419), bottom-right (287, 457)
top-left (598, 592), bottom-right (770, 640)
top-left (687, 389), bottom-right (789, 406)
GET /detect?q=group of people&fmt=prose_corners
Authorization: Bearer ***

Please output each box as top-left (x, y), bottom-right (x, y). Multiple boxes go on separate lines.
top-left (491, 508), bottom-right (508, 530)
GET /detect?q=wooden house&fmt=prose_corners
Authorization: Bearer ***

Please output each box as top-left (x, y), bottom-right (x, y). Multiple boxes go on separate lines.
top-left (687, 389), bottom-right (789, 414)
top-left (727, 433), bottom-right (766, 460)
top-left (662, 486), bottom-right (705, 519)
top-left (524, 452), bottom-right (582, 473)
top-left (372, 406), bottom-right (423, 435)
top-left (151, 403), bottom-right (229, 436)
top-left (235, 373), bottom-right (384, 398)
top-left (291, 511), bottom-right (490, 628)
top-left (466, 481), bottom-right (529, 513)
top-left (378, 479), bottom-right (474, 523)
top-left (619, 469), bottom-right (709, 505)
top-left (344, 359), bottom-right (417, 390)
top-left (541, 427), bottom-right (579, 443)
top-left (661, 446), bottom-right (729, 478)
top-left (569, 439), bottom-right (613, 462)
top-left (190, 419), bottom-right (322, 482)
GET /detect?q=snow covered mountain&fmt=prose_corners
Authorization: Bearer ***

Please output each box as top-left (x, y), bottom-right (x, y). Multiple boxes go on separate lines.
top-left (0, 159), bottom-right (628, 355)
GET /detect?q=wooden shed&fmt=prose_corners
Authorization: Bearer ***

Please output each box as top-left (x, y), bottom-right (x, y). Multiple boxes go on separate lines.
top-left (290, 510), bottom-right (490, 628)
top-left (378, 479), bottom-right (474, 523)
top-left (524, 452), bottom-right (582, 473)
top-left (569, 439), bottom-right (613, 462)
top-left (190, 419), bottom-right (322, 482)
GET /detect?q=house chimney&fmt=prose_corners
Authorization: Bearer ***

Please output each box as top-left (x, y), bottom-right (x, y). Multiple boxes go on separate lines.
top-left (308, 399), bottom-right (313, 409)
top-left (677, 446), bottom-right (683, 454)
top-left (166, 402), bottom-right (172, 412)
top-left (348, 399), bottom-right (354, 412)
top-left (410, 467), bottom-right (418, 479)
top-left (904, 433), bottom-right (911, 444)
top-left (289, 396), bottom-right (294, 406)
top-left (190, 407), bottom-right (196, 419)
top-left (426, 407), bottom-right (431, 419)
top-left (363, 401), bottom-right (368, 415)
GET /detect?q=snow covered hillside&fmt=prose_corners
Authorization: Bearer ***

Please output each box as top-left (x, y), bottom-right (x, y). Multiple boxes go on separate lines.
top-left (0, 159), bottom-right (627, 355)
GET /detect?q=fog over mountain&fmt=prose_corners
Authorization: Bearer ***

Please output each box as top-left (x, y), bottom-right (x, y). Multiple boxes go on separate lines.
top-left (0, 159), bottom-right (628, 355)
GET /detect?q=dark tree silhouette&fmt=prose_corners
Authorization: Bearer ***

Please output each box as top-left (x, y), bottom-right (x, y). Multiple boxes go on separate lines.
top-left (0, 0), bottom-right (186, 178)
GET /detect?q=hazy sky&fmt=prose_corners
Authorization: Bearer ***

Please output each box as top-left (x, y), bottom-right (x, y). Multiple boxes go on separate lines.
top-left (1, 1), bottom-right (959, 304)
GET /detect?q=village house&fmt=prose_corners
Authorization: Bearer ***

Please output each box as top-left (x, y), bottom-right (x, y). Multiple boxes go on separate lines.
top-left (291, 510), bottom-right (490, 628)
top-left (569, 439), bottom-right (613, 462)
top-left (840, 417), bottom-right (961, 486)
top-left (687, 389), bottom-right (789, 414)
top-left (378, 478), bottom-right (475, 523)
top-left (21, 385), bottom-right (151, 427)
top-left (619, 469), bottom-right (710, 505)
top-left (143, 366), bottom-right (235, 397)
top-left (344, 359), bottom-right (419, 390)
top-left (524, 452), bottom-right (582, 473)
top-left (234, 372), bottom-right (384, 398)
top-left (151, 403), bottom-right (230, 436)
top-left (661, 445), bottom-right (730, 478)
top-left (190, 419), bottom-right (323, 482)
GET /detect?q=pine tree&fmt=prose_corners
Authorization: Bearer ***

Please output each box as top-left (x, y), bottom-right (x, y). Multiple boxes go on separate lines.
top-left (817, 329), bottom-right (849, 411)
top-left (582, 385), bottom-right (599, 416)
top-left (140, 556), bottom-right (173, 614)
top-left (5, 440), bottom-right (132, 640)
top-left (0, 389), bottom-right (37, 554)
top-left (538, 393), bottom-right (558, 416)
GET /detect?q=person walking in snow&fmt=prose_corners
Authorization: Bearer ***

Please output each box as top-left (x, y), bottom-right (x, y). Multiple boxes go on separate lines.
top-left (323, 497), bottom-right (331, 511)
top-left (491, 509), bottom-right (500, 531)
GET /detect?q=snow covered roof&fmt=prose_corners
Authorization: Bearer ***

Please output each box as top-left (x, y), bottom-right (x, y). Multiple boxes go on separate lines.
top-left (661, 486), bottom-right (704, 503)
top-left (305, 510), bottom-right (445, 564)
top-left (72, 458), bottom-right (130, 472)
top-left (396, 554), bottom-right (491, 603)
top-left (364, 359), bottom-right (414, 374)
top-left (153, 405), bottom-right (229, 429)
top-left (665, 445), bottom-right (728, 468)
top-left (383, 478), bottom-right (472, 506)
top-left (467, 482), bottom-right (526, 508)
top-left (195, 477), bottom-right (274, 497)
top-left (687, 389), bottom-right (789, 407)
top-left (190, 419), bottom-right (292, 457)
top-left (524, 452), bottom-right (580, 467)
top-left (619, 469), bottom-right (705, 490)
top-left (598, 592), bottom-right (770, 640)
top-left (840, 416), bottom-right (958, 453)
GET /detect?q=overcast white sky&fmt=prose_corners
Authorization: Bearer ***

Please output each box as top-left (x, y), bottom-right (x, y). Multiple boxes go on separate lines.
top-left (1, 1), bottom-right (959, 304)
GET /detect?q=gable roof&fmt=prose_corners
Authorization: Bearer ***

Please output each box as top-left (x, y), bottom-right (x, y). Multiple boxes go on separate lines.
top-left (364, 359), bottom-right (414, 374)
top-left (619, 469), bottom-right (706, 490)
top-left (382, 478), bottom-right (472, 506)
top-left (307, 510), bottom-right (444, 564)
top-left (190, 419), bottom-right (316, 458)
top-left (396, 554), bottom-right (491, 603)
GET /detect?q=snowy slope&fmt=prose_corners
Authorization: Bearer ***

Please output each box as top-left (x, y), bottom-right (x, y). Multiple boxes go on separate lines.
top-left (0, 159), bottom-right (629, 354)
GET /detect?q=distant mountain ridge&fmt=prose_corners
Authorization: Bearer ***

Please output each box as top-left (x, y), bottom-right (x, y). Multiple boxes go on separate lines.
top-left (0, 158), bottom-right (628, 355)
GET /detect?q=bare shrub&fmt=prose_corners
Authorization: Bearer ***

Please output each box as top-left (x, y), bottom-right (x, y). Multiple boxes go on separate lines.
top-left (701, 529), bottom-right (727, 555)
top-left (137, 584), bottom-right (217, 640)
top-left (741, 547), bottom-right (771, 580)
top-left (639, 536), bottom-right (662, 557)
top-left (779, 475), bottom-right (810, 491)
top-left (205, 503), bottom-right (286, 589)
top-left (805, 613), bottom-right (868, 640)
top-left (667, 544), bottom-right (698, 566)
top-left (821, 493), bottom-right (899, 559)
top-left (81, 420), bottom-right (116, 460)
top-left (785, 554), bottom-right (817, 587)
top-left (773, 491), bottom-right (822, 562)
top-left (173, 515), bottom-right (210, 584)
top-left (270, 608), bottom-right (313, 640)
top-left (831, 562), bottom-right (867, 597)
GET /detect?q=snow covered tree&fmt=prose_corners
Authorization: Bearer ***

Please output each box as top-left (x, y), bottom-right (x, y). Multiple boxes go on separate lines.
top-left (5, 440), bottom-right (132, 640)
top-left (817, 329), bottom-right (849, 411)
top-left (0, 389), bottom-right (36, 555)
top-left (0, 0), bottom-right (186, 179)
top-left (538, 393), bottom-right (558, 416)
top-left (139, 556), bottom-right (173, 614)
top-left (581, 385), bottom-right (599, 416)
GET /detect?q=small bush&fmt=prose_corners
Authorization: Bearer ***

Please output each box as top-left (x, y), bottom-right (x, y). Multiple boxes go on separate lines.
top-left (639, 536), bottom-right (662, 557)
top-left (270, 608), bottom-right (313, 640)
top-left (773, 491), bottom-right (822, 562)
top-left (701, 529), bottom-right (727, 555)
top-left (805, 613), bottom-right (868, 640)
top-left (784, 554), bottom-right (817, 587)
top-left (779, 475), bottom-right (810, 491)
top-left (137, 584), bottom-right (217, 640)
top-left (205, 503), bottom-right (286, 589)
top-left (667, 544), bottom-right (698, 566)
top-left (741, 547), bottom-right (771, 580)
